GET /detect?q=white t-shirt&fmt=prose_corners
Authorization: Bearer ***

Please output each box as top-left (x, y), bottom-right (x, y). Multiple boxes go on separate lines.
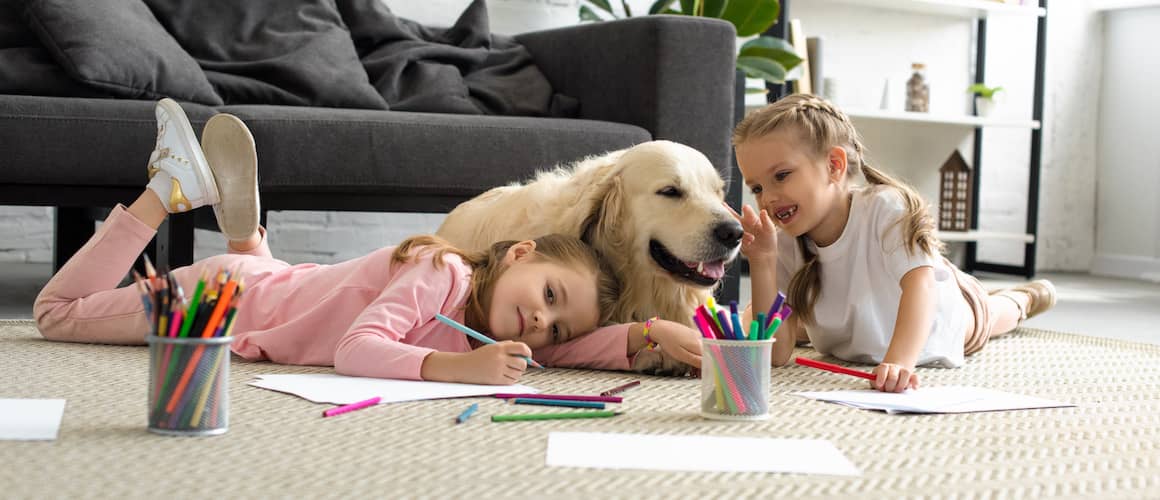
top-left (776, 187), bottom-right (970, 368)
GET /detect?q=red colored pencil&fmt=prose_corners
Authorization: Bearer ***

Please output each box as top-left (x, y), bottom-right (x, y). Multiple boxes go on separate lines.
top-left (795, 357), bottom-right (875, 381)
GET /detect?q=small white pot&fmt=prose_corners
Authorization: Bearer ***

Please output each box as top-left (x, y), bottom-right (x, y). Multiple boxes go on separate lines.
top-left (975, 95), bottom-right (998, 117)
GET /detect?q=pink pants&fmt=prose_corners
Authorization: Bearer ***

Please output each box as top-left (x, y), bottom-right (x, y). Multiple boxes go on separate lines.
top-left (34, 205), bottom-right (290, 344)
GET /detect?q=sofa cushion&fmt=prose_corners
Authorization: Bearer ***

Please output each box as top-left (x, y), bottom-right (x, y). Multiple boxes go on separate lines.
top-left (0, 0), bottom-right (105, 98)
top-left (217, 105), bottom-right (648, 198)
top-left (22, 0), bottom-right (223, 105)
top-left (0, 95), bottom-right (649, 201)
top-left (143, 0), bottom-right (388, 110)
top-left (0, 95), bottom-right (218, 187)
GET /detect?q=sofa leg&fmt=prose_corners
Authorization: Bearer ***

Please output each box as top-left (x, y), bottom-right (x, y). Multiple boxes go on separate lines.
top-left (53, 207), bottom-right (95, 272)
top-left (155, 212), bottom-right (195, 269)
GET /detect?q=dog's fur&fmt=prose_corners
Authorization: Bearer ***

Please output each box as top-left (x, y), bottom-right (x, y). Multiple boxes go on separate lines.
top-left (436, 140), bottom-right (741, 331)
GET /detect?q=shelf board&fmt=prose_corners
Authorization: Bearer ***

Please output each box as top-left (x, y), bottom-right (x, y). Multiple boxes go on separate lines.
top-left (812, 0), bottom-right (1046, 19)
top-left (844, 108), bottom-right (1041, 129)
top-left (936, 230), bottom-right (1035, 243)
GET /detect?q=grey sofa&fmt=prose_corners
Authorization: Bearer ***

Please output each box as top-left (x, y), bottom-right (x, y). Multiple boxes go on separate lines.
top-left (0, 15), bottom-right (742, 301)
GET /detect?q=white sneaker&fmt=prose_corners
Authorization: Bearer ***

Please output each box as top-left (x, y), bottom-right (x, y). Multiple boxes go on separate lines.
top-left (201, 113), bottom-right (259, 241)
top-left (146, 98), bottom-right (220, 213)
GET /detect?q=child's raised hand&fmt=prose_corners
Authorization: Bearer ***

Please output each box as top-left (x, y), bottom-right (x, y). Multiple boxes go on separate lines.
top-left (459, 341), bottom-right (531, 385)
top-left (645, 319), bottom-right (702, 369)
top-left (726, 202), bottom-right (778, 260)
top-left (872, 362), bottom-right (920, 393)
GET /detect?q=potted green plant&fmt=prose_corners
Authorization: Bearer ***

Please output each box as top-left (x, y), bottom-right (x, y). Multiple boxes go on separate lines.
top-left (579, 0), bottom-right (802, 90)
top-left (967, 83), bottom-right (1004, 117)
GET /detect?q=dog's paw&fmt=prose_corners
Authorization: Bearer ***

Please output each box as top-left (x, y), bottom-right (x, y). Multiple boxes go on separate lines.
top-left (630, 349), bottom-right (695, 377)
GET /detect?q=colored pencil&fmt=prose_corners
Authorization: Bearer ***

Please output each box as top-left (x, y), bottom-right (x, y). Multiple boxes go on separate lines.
top-left (323, 397), bottom-right (382, 418)
top-left (599, 380), bottom-right (640, 396)
top-left (765, 292), bottom-right (785, 329)
top-left (512, 398), bottom-right (606, 409)
top-left (490, 410), bottom-right (620, 422)
top-left (455, 403), bottom-right (479, 424)
top-left (177, 271), bottom-right (207, 338)
top-left (434, 313), bottom-right (543, 369)
top-left (492, 393), bottom-right (622, 403)
top-left (795, 356), bottom-right (875, 381)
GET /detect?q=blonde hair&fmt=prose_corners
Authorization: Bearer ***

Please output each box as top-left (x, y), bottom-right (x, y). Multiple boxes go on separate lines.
top-left (391, 234), bottom-right (620, 339)
top-left (732, 94), bottom-right (943, 325)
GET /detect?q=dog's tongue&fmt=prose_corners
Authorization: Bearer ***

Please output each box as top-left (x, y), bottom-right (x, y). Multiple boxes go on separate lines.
top-left (701, 260), bottom-right (725, 279)
top-left (686, 260), bottom-right (726, 280)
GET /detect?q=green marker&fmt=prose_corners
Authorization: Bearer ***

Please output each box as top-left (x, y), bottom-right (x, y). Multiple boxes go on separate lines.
top-left (491, 410), bottom-right (620, 422)
top-left (178, 274), bottom-right (207, 338)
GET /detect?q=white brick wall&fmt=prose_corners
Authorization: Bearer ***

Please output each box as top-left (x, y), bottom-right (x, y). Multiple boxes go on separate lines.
top-left (0, 207), bottom-right (53, 264)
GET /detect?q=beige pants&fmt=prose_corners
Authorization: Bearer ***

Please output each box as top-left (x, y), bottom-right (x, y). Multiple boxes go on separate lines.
top-left (944, 258), bottom-right (992, 356)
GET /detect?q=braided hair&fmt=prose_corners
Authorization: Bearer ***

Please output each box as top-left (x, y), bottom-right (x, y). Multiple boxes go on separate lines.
top-left (732, 94), bottom-right (943, 326)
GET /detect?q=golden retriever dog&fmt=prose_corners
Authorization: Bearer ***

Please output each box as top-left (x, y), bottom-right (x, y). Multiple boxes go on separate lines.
top-left (436, 140), bottom-right (743, 332)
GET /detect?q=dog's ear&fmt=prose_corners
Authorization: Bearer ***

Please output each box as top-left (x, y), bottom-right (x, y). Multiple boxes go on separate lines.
top-left (580, 174), bottom-right (626, 249)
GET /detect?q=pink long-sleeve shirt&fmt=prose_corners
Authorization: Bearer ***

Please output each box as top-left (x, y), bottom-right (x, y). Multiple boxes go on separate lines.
top-left (230, 246), bottom-right (631, 380)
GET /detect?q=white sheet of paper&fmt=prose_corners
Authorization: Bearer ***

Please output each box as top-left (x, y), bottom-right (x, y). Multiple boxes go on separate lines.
top-left (546, 432), bottom-right (860, 476)
top-left (0, 399), bottom-right (66, 440)
top-left (248, 373), bottom-right (537, 404)
top-left (795, 385), bottom-right (1074, 414)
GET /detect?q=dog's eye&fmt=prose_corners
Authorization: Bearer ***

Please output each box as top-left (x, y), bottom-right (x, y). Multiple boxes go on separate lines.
top-left (656, 186), bottom-right (682, 198)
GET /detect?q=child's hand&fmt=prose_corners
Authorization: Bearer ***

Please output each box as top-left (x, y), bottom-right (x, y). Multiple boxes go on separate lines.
top-left (727, 203), bottom-right (778, 261)
top-left (459, 341), bottom-right (531, 385)
top-left (646, 319), bottom-right (702, 368)
top-left (872, 362), bottom-right (919, 393)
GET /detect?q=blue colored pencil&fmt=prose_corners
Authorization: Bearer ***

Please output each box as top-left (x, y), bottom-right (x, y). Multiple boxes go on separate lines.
top-left (435, 313), bottom-right (543, 369)
top-left (456, 403), bottom-right (479, 424)
top-left (512, 398), bottom-right (606, 409)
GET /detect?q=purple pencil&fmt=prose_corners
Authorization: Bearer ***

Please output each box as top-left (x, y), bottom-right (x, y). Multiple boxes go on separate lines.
top-left (492, 393), bottom-right (622, 403)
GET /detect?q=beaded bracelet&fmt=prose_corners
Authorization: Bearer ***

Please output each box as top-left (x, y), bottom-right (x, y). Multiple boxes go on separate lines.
top-left (642, 316), bottom-right (660, 351)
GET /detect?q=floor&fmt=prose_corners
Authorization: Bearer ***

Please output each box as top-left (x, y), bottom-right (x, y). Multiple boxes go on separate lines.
top-left (5, 262), bottom-right (1158, 345)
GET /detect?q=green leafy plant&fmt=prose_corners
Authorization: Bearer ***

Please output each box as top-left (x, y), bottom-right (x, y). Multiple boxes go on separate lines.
top-left (967, 83), bottom-right (1004, 100)
top-left (579, 0), bottom-right (802, 85)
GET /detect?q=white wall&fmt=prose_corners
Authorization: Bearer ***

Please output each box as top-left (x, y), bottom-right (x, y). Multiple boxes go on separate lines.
top-left (1092, 5), bottom-right (1160, 282)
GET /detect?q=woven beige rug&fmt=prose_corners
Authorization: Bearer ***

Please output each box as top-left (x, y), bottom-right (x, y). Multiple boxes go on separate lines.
top-left (1, 319), bottom-right (1157, 499)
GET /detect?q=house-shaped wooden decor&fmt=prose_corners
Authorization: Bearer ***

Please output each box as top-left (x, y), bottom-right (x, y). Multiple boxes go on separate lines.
top-left (938, 150), bottom-right (972, 232)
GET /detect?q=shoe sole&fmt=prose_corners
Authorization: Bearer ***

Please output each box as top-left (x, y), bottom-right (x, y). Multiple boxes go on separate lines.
top-left (202, 114), bottom-right (259, 241)
top-left (157, 98), bottom-right (220, 206)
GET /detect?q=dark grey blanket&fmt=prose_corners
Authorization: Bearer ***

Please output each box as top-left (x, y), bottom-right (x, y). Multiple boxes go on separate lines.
top-left (3, 0), bottom-right (575, 117)
top-left (339, 0), bottom-right (577, 116)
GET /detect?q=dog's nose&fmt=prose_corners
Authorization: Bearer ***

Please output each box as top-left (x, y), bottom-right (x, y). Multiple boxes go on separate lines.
top-left (713, 221), bottom-right (743, 247)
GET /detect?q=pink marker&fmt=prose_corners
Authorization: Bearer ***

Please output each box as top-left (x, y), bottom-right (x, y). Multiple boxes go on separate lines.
top-left (323, 396), bottom-right (381, 417)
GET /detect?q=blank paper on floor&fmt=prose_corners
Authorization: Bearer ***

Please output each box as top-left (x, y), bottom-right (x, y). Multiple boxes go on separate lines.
top-left (546, 432), bottom-right (861, 476)
top-left (248, 373), bottom-right (537, 405)
top-left (794, 385), bottom-right (1074, 414)
top-left (0, 399), bottom-right (66, 440)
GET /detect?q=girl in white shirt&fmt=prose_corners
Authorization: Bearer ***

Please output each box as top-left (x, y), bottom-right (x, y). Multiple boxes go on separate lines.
top-left (732, 94), bottom-right (1056, 392)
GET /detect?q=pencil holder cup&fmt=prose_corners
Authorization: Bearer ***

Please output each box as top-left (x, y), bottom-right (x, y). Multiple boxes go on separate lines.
top-left (700, 338), bottom-right (773, 421)
top-left (146, 335), bottom-right (233, 436)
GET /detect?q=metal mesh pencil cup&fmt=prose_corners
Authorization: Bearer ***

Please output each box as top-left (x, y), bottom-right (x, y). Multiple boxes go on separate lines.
top-left (147, 335), bottom-right (233, 436)
top-left (700, 338), bottom-right (773, 420)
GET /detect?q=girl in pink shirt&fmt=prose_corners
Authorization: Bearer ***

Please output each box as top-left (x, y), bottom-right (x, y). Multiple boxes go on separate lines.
top-left (35, 99), bottom-right (624, 385)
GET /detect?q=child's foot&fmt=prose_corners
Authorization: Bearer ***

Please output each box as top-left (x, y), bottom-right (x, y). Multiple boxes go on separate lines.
top-left (201, 114), bottom-right (259, 241)
top-left (146, 98), bottom-right (220, 213)
top-left (992, 279), bottom-right (1057, 321)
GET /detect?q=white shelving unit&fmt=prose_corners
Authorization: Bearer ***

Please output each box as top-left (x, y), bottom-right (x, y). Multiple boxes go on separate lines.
top-left (844, 107), bottom-right (1040, 129)
top-left (814, 0), bottom-right (1045, 19)
top-left (936, 230), bottom-right (1035, 243)
top-left (768, 0), bottom-right (1046, 269)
